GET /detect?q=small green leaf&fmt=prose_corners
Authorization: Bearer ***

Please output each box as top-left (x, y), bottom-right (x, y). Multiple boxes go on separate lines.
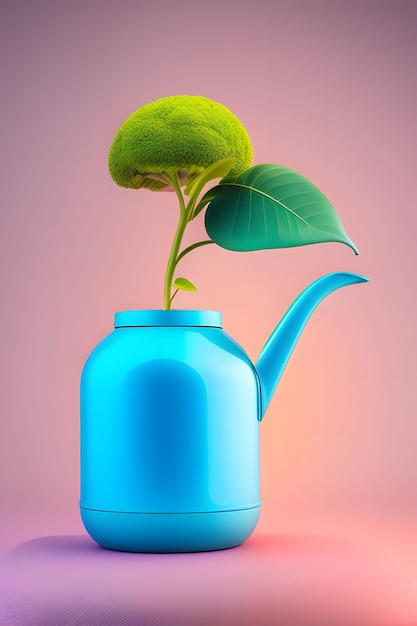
top-left (204, 164), bottom-right (358, 253)
top-left (172, 277), bottom-right (198, 291)
top-left (184, 158), bottom-right (237, 198)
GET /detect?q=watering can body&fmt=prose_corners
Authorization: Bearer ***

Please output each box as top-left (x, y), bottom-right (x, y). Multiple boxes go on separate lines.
top-left (80, 272), bottom-right (368, 552)
top-left (80, 310), bottom-right (261, 552)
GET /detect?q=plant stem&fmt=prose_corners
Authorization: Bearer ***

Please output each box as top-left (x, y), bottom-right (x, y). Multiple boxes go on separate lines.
top-left (163, 170), bottom-right (188, 310)
top-left (175, 240), bottom-right (214, 266)
top-left (170, 288), bottom-right (179, 304)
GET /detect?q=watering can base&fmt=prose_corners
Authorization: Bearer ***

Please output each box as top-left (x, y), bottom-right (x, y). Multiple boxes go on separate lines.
top-left (80, 506), bottom-right (260, 553)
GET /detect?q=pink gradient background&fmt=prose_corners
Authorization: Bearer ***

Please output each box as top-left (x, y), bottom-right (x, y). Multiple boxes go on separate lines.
top-left (1, 1), bottom-right (417, 624)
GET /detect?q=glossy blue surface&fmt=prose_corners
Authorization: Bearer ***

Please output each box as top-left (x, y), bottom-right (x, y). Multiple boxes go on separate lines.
top-left (80, 507), bottom-right (260, 553)
top-left (256, 272), bottom-right (369, 419)
top-left (80, 311), bottom-right (261, 552)
top-left (114, 309), bottom-right (222, 328)
top-left (80, 273), bottom-right (368, 552)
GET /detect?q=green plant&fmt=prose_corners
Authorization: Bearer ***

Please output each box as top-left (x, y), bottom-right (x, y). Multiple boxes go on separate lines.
top-left (109, 95), bottom-right (357, 309)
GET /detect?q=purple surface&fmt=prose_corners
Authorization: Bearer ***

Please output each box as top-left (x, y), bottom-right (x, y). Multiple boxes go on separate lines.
top-left (1, 533), bottom-right (417, 626)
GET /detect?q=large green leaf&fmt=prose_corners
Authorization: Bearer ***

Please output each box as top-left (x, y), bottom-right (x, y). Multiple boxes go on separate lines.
top-left (204, 164), bottom-right (358, 253)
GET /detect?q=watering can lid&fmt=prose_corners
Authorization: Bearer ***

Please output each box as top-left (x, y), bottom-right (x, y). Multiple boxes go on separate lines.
top-left (114, 310), bottom-right (222, 328)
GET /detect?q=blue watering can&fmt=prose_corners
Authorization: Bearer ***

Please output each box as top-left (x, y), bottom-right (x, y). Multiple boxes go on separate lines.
top-left (80, 271), bottom-right (367, 552)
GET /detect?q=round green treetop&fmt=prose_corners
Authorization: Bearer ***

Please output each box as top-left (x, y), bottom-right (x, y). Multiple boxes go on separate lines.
top-left (108, 95), bottom-right (253, 191)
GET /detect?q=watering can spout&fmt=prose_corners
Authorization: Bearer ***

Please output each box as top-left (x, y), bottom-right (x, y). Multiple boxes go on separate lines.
top-left (255, 272), bottom-right (369, 420)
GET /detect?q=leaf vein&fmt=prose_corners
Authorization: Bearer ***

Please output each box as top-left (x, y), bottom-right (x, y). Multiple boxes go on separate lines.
top-left (223, 183), bottom-right (312, 227)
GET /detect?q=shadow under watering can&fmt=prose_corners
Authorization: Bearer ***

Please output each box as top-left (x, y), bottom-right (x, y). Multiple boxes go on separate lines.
top-left (80, 271), bottom-right (368, 553)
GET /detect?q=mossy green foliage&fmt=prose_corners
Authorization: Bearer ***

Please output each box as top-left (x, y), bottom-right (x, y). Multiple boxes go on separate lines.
top-left (108, 95), bottom-right (253, 191)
